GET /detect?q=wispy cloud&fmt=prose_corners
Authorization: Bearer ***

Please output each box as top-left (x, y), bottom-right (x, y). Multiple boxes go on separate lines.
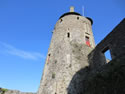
top-left (0, 42), bottom-right (45, 60)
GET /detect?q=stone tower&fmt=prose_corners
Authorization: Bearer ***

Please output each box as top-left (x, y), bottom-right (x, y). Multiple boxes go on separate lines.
top-left (37, 7), bottom-right (95, 94)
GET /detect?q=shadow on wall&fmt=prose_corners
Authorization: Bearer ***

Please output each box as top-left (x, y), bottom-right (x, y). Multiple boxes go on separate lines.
top-left (67, 66), bottom-right (91, 94)
top-left (67, 53), bottom-right (125, 94)
top-left (67, 18), bottom-right (125, 94)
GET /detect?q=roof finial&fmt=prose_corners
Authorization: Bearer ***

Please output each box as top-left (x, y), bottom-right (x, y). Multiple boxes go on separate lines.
top-left (70, 6), bottom-right (74, 12)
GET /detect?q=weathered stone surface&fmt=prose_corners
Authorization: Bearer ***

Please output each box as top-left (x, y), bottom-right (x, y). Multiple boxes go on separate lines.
top-left (37, 5), bottom-right (125, 94)
top-left (88, 18), bottom-right (125, 69)
top-left (1, 8), bottom-right (125, 94)
top-left (67, 18), bottom-right (125, 94)
top-left (37, 10), bottom-right (95, 94)
top-left (83, 53), bottom-right (125, 94)
top-left (0, 89), bottom-right (36, 94)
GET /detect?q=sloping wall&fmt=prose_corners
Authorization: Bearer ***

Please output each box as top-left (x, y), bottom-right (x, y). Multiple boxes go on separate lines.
top-left (88, 18), bottom-right (125, 69)
top-left (83, 53), bottom-right (125, 94)
top-left (67, 18), bottom-right (125, 94)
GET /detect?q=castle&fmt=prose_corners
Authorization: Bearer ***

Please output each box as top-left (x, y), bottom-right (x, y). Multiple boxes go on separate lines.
top-left (37, 6), bottom-right (125, 94)
top-left (37, 6), bottom-right (95, 94)
top-left (1, 7), bottom-right (125, 94)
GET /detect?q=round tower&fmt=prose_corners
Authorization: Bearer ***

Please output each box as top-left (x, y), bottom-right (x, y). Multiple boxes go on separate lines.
top-left (38, 7), bottom-right (95, 94)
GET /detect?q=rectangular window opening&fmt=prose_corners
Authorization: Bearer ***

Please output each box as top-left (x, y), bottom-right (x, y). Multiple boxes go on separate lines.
top-left (102, 47), bottom-right (112, 63)
top-left (85, 36), bottom-right (91, 47)
top-left (60, 19), bottom-right (63, 23)
top-left (67, 33), bottom-right (70, 38)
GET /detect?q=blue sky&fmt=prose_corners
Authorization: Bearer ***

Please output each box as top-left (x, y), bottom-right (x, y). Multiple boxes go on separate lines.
top-left (0, 0), bottom-right (125, 92)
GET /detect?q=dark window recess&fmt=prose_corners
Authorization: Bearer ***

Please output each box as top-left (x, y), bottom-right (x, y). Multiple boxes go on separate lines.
top-left (47, 53), bottom-right (51, 64)
top-left (77, 17), bottom-right (79, 20)
top-left (85, 36), bottom-right (90, 47)
top-left (67, 33), bottom-right (70, 38)
top-left (102, 47), bottom-right (112, 63)
top-left (60, 19), bottom-right (63, 23)
top-left (48, 53), bottom-right (51, 56)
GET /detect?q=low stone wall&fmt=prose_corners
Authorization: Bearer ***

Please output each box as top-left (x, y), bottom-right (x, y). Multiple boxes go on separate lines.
top-left (0, 88), bottom-right (36, 94)
top-left (4, 90), bottom-right (36, 94)
top-left (83, 53), bottom-right (125, 94)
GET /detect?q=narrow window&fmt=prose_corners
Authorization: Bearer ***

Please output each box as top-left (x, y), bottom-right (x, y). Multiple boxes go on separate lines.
top-left (48, 53), bottom-right (51, 56)
top-left (47, 53), bottom-right (51, 64)
top-left (67, 32), bottom-right (70, 38)
top-left (77, 17), bottom-right (79, 20)
top-left (60, 19), bottom-right (63, 23)
top-left (102, 47), bottom-right (112, 63)
top-left (85, 36), bottom-right (90, 47)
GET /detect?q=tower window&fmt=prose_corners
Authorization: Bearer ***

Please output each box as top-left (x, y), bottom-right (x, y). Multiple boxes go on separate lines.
top-left (47, 53), bottom-right (51, 64)
top-left (67, 32), bottom-right (70, 38)
top-left (77, 17), bottom-right (79, 20)
top-left (48, 53), bottom-right (51, 56)
top-left (60, 19), bottom-right (63, 23)
top-left (85, 36), bottom-right (90, 47)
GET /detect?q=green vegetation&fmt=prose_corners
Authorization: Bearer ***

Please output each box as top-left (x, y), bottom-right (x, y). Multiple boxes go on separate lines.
top-left (0, 88), bottom-right (8, 94)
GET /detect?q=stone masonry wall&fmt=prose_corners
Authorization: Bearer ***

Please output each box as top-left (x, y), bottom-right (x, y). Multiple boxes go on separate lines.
top-left (83, 53), bottom-right (125, 94)
top-left (88, 18), bottom-right (125, 69)
top-left (0, 88), bottom-right (36, 94)
top-left (37, 14), bottom-right (95, 94)
top-left (67, 18), bottom-right (125, 94)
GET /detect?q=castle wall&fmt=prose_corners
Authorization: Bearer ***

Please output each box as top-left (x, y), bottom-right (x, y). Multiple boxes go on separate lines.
top-left (37, 15), bottom-right (95, 94)
top-left (88, 18), bottom-right (125, 69)
top-left (83, 52), bottom-right (125, 94)
top-left (1, 89), bottom-right (36, 94)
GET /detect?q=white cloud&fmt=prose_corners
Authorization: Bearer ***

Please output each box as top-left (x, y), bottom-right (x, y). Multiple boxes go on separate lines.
top-left (0, 42), bottom-right (45, 60)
